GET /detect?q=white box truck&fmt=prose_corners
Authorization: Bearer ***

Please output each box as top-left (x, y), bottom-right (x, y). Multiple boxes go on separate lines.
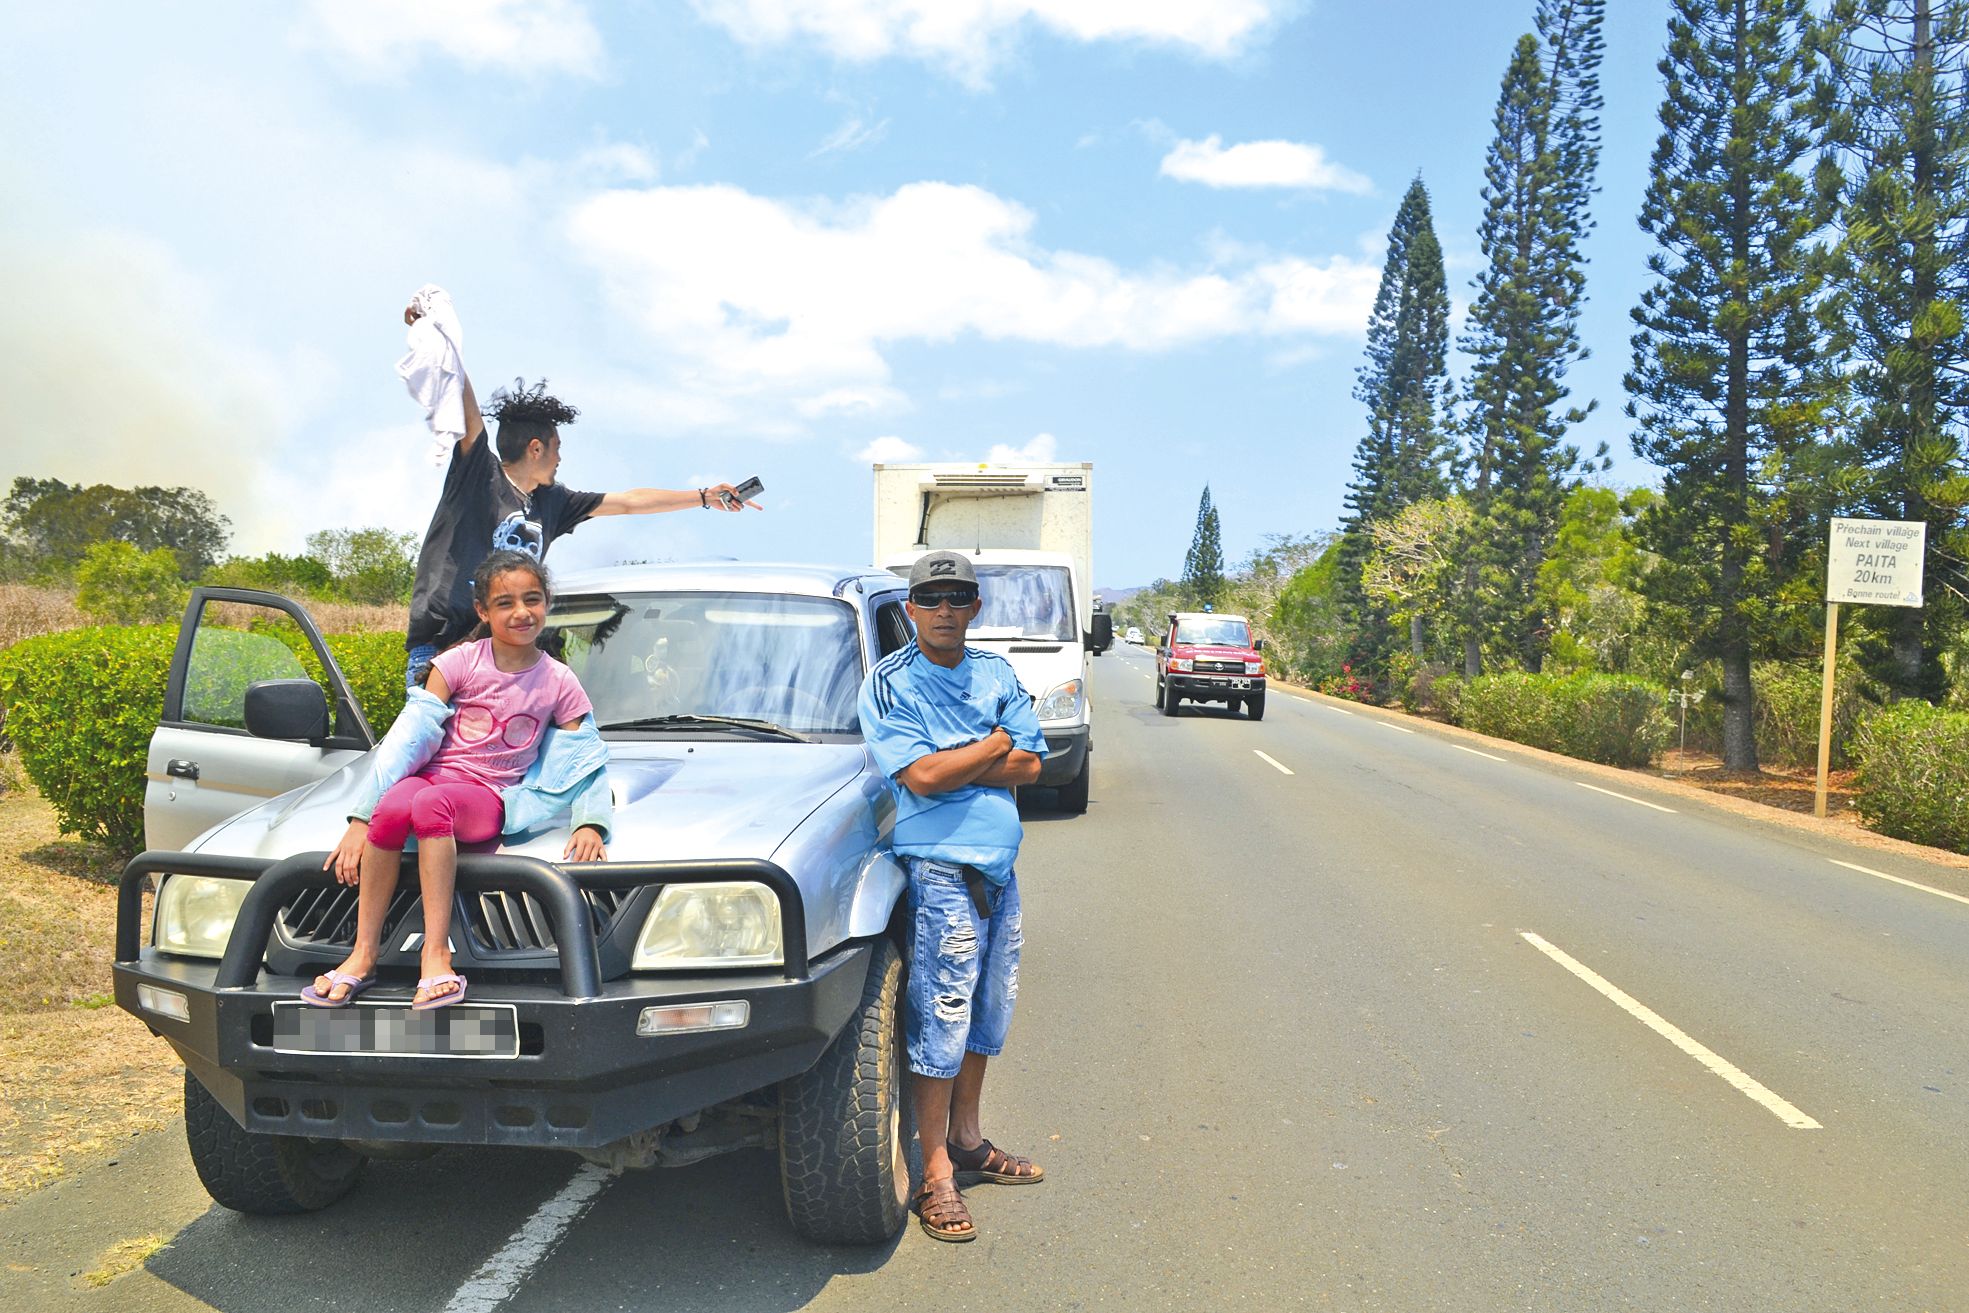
top-left (872, 462), bottom-right (1109, 813)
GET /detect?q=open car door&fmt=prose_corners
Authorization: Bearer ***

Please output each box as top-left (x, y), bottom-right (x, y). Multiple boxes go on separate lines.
top-left (144, 587), bottom-right (377, 852)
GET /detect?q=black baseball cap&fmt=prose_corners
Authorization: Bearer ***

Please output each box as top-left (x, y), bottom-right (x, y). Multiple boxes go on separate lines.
top-left (906, 551), bottom-right (978, 590)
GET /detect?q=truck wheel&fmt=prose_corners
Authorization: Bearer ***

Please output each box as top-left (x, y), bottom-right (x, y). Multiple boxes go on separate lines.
top-left (779, 938), bottom-right (914, 1244)
top-left (1247, 693), bottom-right (1266, 721)
top-left (183, 1072), bottom-right (366, 1214)
top-left (1162, 685), bottom-right (1180, 716)
top-left (1057, 755), bottom-right (1091, 813)
top-left (1153, 678), bottom-right (1165, 709)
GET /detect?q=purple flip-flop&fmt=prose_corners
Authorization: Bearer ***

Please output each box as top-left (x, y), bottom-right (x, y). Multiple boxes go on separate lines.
top-left (300, 970), bottom-right (375, 1008)
top-left (412, 973), bottom-right (468, 1010)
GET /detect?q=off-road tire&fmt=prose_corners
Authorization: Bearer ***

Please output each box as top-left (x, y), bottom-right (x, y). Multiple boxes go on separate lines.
top-left (1248, 693), bottom-right (1266, 721)
top-left (1057, 754), bottom-right (1091, 813)
top-left (779, 938), bottom-right (913, 1244)
top-left (183, 1072), bottom-right (366, 1214)
top-left (1162, 683), bottom-right (1180, 716)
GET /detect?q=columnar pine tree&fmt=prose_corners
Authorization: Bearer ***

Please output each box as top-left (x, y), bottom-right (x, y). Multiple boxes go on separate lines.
top-left (1626, 0), bottom-right (1837, 771)
top-left (1459, 0), bottom-right (1607, 678)
top-left (1339, 177), bottom-right (1456, 680)
top-left (1183, 485), bottom-right (1225, 608)
top-left (1820, 0), bottom-right (1969, 699)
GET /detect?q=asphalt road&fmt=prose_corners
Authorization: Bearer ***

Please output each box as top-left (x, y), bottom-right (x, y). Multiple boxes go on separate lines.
top-left (7, 644), bottom-right (1967, 1311)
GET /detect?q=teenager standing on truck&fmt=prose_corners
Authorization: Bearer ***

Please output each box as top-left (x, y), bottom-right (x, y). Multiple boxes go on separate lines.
top-left (400, 332), bottom-right (762, 690)
top-left (857, 551), bottom-right (1049, 1242)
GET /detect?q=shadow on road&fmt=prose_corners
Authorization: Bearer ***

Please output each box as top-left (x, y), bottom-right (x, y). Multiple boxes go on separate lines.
top-left (144, 1146), bottom-right (895, 1312)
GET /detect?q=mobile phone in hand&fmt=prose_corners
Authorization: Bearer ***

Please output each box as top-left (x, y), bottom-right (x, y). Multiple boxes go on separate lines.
top-left (720, 476), bottom-right (765, 509)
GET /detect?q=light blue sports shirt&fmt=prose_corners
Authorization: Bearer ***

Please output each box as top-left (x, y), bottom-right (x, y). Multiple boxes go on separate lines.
top-left (858, 645), bottom-right (1048, 883)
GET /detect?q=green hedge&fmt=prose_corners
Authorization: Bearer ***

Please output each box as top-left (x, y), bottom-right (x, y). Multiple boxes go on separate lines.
top-left (0, 625), bottom-right (178, 854)
top-left (1851, 701), bottom-right (1969, 852)
top-left (1459, 671), bottom-right (1672, 768)
top-left (0, 623), bottom-right (406, 856)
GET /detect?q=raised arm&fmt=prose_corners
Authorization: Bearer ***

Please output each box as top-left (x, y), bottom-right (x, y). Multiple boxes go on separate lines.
top-left (594, 483), bottom-right (761, 516)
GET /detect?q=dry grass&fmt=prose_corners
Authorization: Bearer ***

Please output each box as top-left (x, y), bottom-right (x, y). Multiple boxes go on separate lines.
top-left (0, 788), bottom-right (181, 1205)
top-left (0, 584), bottom-right (84, 650)
top-left (203, 597), bottom-right (405, 635)
top-left (80, 1233), bottom-right (170, 1287)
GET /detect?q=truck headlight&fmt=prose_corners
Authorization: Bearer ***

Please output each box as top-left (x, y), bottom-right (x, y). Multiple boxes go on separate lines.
top-left (154, 875), bottom-right (249, 959)
top-left (1168, 658), bottom-right (1193, 673)
top-left (1035, 678), bottom-right (1084, 722)
top-left (1246, 659), bottom-right (1265, 675)
top-left (632, 883), bottom-right (783, 970)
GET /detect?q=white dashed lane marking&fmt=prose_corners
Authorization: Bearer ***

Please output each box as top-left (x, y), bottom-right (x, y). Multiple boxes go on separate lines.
top-left (1828, 858), bottom-right (1969, 908)
top-left (1575, 781), bottom-right (1678, 814)
top-left (1451, 744), bottom-right (1507, 762)
top-left (1253, 750), bottom-right (1295, 776)
top-left (1520, 931), bottom-right (1822, 1131)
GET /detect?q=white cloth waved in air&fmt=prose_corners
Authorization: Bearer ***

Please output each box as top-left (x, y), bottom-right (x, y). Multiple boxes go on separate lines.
top-left (396, 284), bottom-right (469, 465)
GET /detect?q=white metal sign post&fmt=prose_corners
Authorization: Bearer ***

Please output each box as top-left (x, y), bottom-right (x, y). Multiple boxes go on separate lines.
top-left (1817, 518), bottom-right (1926, 816)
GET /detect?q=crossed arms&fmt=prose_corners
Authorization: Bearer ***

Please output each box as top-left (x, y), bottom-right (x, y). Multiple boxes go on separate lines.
top-left (897, 727), bottom-right (1042, 797)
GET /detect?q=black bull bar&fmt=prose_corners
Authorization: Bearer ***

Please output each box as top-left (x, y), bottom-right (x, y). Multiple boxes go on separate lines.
top-left (116, 850), bottom-right (811, 992)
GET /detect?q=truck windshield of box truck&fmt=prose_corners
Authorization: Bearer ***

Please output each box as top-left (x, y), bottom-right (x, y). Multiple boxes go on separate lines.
top-left (967, 564), bottom-right (1076, 641)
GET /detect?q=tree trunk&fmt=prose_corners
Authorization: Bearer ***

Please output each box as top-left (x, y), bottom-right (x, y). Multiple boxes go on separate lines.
top-left (1720, 643), bottom-right (1757, 772)
top-left (1720, 0), bottom-right (1759, 774)
top-left (1410, 613), bottom-right (1426, 663)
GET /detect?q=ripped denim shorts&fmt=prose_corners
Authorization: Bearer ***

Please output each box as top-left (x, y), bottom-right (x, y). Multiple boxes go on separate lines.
top-left (903, 858), bottom-right (1022, 1080)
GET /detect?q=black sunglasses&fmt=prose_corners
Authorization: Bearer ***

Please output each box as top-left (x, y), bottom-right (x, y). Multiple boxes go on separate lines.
top-left (910, 586), bottom-right (978, 610)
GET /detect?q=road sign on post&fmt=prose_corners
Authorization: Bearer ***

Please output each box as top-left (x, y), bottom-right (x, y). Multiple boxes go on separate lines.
top-left (1816, 518), bottom-right (1926, 817)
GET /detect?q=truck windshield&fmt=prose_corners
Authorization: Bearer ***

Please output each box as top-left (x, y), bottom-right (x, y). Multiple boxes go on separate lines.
top-left (545, 592), bottom-right (863, 734)
top-left (1177, 619), bottom-right (1250, 647)
top-left (972, 565), bottom-right (1076, 641)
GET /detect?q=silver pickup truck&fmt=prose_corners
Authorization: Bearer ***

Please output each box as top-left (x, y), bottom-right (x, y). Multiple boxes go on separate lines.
top-left (114, 563), bottom-right (925, 1244)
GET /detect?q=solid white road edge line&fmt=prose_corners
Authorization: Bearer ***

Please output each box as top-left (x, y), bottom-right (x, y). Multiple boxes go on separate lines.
top-left (1519, 931), bottom-right (1822, 1131)
top-left (443, 1164), bottom-right (613, 1313)
top-left (1575, 781), bottom-right (1678, 814)
top-left (1827, 858), bottom-right (1969, 908)
top-left (1253, 750), bottom-right (1295, 776)
top-left (1452, 744), bottom-right (1507, 762)
top-left (1376, 721), bottom-right (1416, 734)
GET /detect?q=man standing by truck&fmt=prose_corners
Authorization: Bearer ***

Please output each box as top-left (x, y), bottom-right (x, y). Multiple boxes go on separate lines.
top-left (857, 551), bottom-right (1049, 1242)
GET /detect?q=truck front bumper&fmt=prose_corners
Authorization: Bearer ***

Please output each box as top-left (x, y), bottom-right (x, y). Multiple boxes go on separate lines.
top-left (1037, 724), bottom-right (1089, 786)
top-left (113, 851), bottom-right (870, 1150)
top-left (1168, 673), bottom-right (1267, 703)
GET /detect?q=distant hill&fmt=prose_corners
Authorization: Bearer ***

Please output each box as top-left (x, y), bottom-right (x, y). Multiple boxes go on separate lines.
top-left (1095, 585), bottom-right (1149, 608)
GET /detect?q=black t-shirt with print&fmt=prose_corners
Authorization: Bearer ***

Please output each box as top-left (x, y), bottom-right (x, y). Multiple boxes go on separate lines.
top-left (406, 437), bottom-right (604, 650)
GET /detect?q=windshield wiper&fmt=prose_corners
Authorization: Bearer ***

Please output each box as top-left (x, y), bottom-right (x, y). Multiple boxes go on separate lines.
top-left (598, 714), bottom-right (812, 743)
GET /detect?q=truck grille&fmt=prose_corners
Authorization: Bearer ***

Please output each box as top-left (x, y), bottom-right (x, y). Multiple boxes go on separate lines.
top-left (279, 885), bottom-right (635, 956)
top-left (1196, 660), bottom-right (1247, 674)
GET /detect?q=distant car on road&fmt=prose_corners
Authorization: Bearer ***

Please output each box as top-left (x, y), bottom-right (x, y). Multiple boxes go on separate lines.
top-left (1125, 626), bottom-right (1144, 645)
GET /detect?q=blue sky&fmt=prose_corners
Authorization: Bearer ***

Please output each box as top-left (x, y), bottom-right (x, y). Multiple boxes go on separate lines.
top-left (0, 0), bottom-right (1676, 591)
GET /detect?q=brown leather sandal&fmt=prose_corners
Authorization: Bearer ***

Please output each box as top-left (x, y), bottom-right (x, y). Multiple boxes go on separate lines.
top-left (948, 1137), bottom-right (1045, 1185)
top-left (914, 1177), bottom-right (977, 1242)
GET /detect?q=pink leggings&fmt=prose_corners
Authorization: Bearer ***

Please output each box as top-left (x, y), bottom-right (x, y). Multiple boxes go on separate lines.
top-left (367, 774), bottom-right (504, 850)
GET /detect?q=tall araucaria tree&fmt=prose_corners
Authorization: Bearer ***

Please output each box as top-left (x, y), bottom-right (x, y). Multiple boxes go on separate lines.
top-left (1819, 0), bottom-right (1969, 700)
top-left (1459, 0), bottom-right (1608, 678)
top-left (1183, 485), bottom-right (1225, 608)
top-left (1626, 0), bottom-right (1839, 771)
top-left (1339, 176), bottom-right (1456, 678)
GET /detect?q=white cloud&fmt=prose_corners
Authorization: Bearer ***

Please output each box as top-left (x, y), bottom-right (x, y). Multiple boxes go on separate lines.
top-left (857, 435), bottom-right (924, 462)
top-left (565, 180), bottom-right (1378, 424)
top-left (300, 0), bottom-right (603, 78)
top-left (987, 432), bottom-right (1058, 463)
top-left (690, 0), bottom-right (1285, 84)
top-left (811, 116), bottom-right (891, 158)
top-left (1160, 135), bottom-right (1372, 193)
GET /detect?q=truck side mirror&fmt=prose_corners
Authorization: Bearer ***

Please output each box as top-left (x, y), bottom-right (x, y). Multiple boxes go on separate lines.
top-left (1085, 612), bottom-right (1113, 651)
top-left (1254, 638), bottom-right (1266, 652)
top-left (245, 679), bottom-right (329, 744)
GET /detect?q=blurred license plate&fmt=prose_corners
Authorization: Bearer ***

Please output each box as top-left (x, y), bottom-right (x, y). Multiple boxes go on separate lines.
top-left (271, 1001), bottom-right (519, 1058)
top-left (1226, 677), bottom-right (1251, 689)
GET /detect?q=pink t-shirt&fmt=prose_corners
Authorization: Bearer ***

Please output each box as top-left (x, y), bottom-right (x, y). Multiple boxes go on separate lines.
top-left (425, 640), bottom-right (593, 791)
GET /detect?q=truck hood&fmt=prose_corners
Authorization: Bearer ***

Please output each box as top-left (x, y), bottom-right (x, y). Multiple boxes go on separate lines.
top-left (1171, 644), bottom-right (1261, 661)
top-left (194, 741), bottom-right (869, 865)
